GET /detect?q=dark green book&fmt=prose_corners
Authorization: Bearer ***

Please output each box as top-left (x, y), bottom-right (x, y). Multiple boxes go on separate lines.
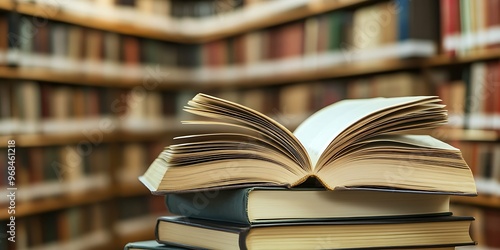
top-left (166, 187), bottom-right (452, 225)
top-left (156, 216), bottom-right (475, 250)
top-left (124, 240), bottom-right (187, 250)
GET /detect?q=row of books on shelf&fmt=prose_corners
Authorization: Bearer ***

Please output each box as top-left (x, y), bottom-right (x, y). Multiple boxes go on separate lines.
top-left (438, 59), bottom-right (500, 130)
top-left (452, 141), bottom-right (500, 185)
top-left (26, 0), bottom-right (258, 21)
top-left (0, 71), bottom-right (429, 134)
top-left (0, 0), bottom-right (437, 80)
top-left (12, 0), bottom-right (500, 58)
top-left (451, 204), bottom-right (500, 248)
top-left (0, 81), bottom-right (179, 134)
top-left (6, 0), bottom-right (339, 41)
top-left (116, 195), bottom-right (165, 224)
top-left (1, 195), bottom-right (165, 250)
top-left (5, 0), bottom-right (500, 57)
top-left (440, 0), bottom-right (500, 55)
top-left (1, 203), bottom-right (110, 250)
top-left (449, 139), bottom-right (500, 196)
top-left (3, 66), bottom-right (500, 135)
top-left (0, 144), bottom-right (110, 204)
top-left (0, 142), bottom-right (163, 204)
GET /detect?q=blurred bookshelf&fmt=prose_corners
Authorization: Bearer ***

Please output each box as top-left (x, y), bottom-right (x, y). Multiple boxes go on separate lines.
top-left (1, 0), bottom-right (500, 249)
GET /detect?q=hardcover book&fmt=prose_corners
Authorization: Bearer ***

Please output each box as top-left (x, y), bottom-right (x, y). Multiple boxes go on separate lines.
top-left (166, 188), bottom-right (452, 225)
top-left (140, 94), bottom-right (476, 195)
top-left (155, 216), bottom-right (475, 250)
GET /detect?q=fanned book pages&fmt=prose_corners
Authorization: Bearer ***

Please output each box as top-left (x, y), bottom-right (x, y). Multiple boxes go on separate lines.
top-left (140, 94), bottom-right (477, 195)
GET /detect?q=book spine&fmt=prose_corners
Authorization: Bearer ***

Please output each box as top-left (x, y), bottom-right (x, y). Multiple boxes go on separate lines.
top-left (239, 228), bottom-right (250, 250)
top-left (397, 0), bottom-right (410, 41)
top-left (166, 188), bottom-right (251, 225)
top-left (6, 12), bottom-right (20, 66)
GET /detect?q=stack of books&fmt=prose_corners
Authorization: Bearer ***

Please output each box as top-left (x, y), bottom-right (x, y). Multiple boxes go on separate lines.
top-left (126, 94), bottom-right (477, 250)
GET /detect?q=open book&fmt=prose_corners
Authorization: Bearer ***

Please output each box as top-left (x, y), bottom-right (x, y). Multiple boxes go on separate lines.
top-left (140, 94), bottom-right (476, 195)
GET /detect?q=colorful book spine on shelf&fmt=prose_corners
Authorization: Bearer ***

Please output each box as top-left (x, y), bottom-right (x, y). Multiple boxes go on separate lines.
top-left (0, 203), bottom-right (111, 250)
top-left (0, 80), bottom-right (185, 135)
top-left (0, 1), bottom-right (439, 84)
top-left (448, 140), bottom-right (500, 196)
top-left (451, 203), bottom-right (500, 248)
top-left (440, 0), bottom-right (500, 54)
top-left (437, 59), bottom-right (500, 130)
top-left (0, 145), bottom-right (111, 204)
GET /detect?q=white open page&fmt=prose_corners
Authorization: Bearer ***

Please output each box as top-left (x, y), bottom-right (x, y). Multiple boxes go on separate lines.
top-left (293, 96), bottom-right (436, 166)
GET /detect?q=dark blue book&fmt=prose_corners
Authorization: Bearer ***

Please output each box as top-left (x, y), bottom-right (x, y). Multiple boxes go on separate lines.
top-left (166, 187), bottom-right (452, 225)
top-left (397, 0), bottom-right (439, 41)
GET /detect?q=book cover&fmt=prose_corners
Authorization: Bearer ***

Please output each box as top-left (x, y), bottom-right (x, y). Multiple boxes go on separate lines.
top-left (166, 187), bottom-right (452, 225)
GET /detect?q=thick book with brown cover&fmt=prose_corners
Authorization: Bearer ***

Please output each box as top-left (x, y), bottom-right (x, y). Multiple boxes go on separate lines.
top-left (155, 216), bottom-right (475, 250)
top-left (140, 94), bottom-right (476, 195)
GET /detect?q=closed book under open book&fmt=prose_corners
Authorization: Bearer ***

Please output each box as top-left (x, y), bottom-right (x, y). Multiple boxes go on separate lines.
top-left (166, 188), bottom-right (451, 224)
top-left (140, 94), bottom-right (476, 195)
top-left (155, 216), bottom-right (475, 250)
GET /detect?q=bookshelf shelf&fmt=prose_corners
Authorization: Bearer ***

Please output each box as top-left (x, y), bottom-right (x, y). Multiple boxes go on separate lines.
top-left (2, 50), bottom-right (500, 90)
top-left (204, 57), bottom-right (426, 89)
top-left (0, 0), bottom-right (372, 43)
top-left (9, 132), bottom-right (118, 147)
top-left (2, 126), bottom-right (496, 148)
top-left (432, 128), bottom-right (499, 142)
top-left (451, 195), bottom-right (500, 209)
top-left (0, 188), bottom-right (113, 220)
top-left (25, 230), bottom-right (112, 250)
top-left (0, 59), bottom-right (422, 89)
top-left (0, 66), bottom-right (182, 89)
top-left (425, 48), bottom-right (500, 67)
top-left (1, 129), bottom-right (177, 148)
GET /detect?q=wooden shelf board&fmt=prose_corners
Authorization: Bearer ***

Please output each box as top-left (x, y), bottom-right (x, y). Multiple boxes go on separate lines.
top-left (0, 188), bottom-right (113, 219)
top-left (0, 135), bottom-right (14, 146)
top-left (179, 58), bottom-right (426, 90)
top-left (425, 48), bottom-right (500, 67)
top-left (2, 123), bottom-right (498, 148)
top-left (2, 50), bottom-right (500, 89)
top-left (9, 2), bottom-right (191, 42)
top-left (197, 0), bottom-right (374, 43)
top-left (0, 0), bottom-right (372, 43)
top-left (4, 130), bottom-right (174, 147)
top-left (0, 66), bottom-right (183, 88)
top-left (451, 194), bottom-right (500, 209)
top-left (11, 132), bottom-right (119, 147)
top-left (0, 1), bottom-right (14, 11)
top-left (432, 128), bottom-right (499, 142)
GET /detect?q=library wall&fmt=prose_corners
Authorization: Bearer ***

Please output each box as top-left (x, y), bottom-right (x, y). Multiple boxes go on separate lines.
top-left (0, 0), bottom-right (499, 249)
